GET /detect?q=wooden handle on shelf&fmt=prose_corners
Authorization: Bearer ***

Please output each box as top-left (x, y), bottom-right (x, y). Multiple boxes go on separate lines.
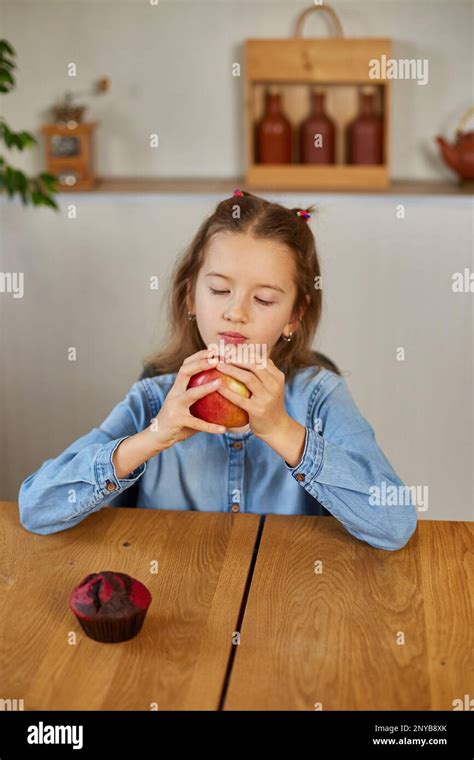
top-left (456, 105), bottom-right (474, 134)
top-left (293, 4), bottom-right (344, 39)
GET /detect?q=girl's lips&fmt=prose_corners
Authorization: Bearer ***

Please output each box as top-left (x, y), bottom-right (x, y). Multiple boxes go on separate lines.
top-left (219, 333), bottom-right (246, 343)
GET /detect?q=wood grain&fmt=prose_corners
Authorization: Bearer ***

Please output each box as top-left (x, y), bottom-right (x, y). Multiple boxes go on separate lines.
top-left (2, 502), bottom-right (471, 711)
top-left (223, 516), bottom-right (474, 710)
top-left (0, 502), bottom-right (260, 710)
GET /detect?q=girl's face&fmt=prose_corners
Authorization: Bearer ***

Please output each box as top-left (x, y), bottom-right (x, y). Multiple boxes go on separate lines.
top-left (188, 231), bottom-right (305, 358)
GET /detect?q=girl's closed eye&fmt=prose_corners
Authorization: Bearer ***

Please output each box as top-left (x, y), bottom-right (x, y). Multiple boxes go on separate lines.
top-left (208, 287), bottom-right (275, 306)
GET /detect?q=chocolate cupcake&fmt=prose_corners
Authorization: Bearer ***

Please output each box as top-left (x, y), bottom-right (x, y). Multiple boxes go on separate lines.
top-left (69, 571), bottom-right (152, 643)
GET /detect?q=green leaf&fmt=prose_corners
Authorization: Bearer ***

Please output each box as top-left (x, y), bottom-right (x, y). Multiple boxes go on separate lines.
top-left (39, 172), bottom-right (59, 192)
top-left (18, 131), bottom-right (37, 149)
top-left (15, 170), bottom-right (28, 192)
top-left (0, 57), bottom-right (15, 70)
top-left (5, 165), bottom-right (15, 192)
top-left (0, 40), bottom-right (15, 56)
top-left (0, 70), bottom-right (14, 85)
top-left (0, 123), bottom-right (38, 151)
top-left (2, 124), bottom-right (13, 148)
top-left (39, 194), bottom-right (59, 209)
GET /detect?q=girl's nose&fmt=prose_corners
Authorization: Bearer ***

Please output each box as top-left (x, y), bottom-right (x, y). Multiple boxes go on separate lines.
top-left (224, 304), bottom-right (248, 321)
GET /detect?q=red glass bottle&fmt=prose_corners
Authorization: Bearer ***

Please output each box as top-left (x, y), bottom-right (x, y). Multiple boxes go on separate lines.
top-left (346, 88), bottom-right (383, 164)
top-left (299, 89), bottom-right (335, 164)
top-left (256, 88), bottom-right (292, 164)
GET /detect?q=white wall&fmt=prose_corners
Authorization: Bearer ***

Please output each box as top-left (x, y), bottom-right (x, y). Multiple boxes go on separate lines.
top-left (0, 0), bottom-right (472, 180)
top-left (0, 0), bottom-right (473, 521)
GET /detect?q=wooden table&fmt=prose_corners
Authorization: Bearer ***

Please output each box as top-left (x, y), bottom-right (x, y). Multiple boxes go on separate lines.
top-left (224, 516), bottom-right (474, 711)
top-left (0, 502), bottom-right (259, 710)
top-left (1, 502), bottom-right (472, 710)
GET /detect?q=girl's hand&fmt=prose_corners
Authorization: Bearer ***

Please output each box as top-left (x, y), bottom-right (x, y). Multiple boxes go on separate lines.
top-left (214, 357), bottom-right (288, 439)
top-left (148, 348), bottom-right (226, 450)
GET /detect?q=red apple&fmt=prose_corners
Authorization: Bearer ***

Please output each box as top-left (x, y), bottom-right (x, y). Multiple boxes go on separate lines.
top-left (187, 368), bottom-right (250, 427)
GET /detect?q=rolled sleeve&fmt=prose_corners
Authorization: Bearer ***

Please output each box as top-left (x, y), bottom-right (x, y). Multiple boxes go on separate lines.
top-left (94, 436), bottom-right (147, 497)
top-left (18, 380), bottom-right (154, 535)
top-left (284, 427), bottom-right (324, 484)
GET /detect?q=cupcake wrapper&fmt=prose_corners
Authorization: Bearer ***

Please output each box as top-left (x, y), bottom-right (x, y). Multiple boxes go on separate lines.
top-left (76, 609), bottom-right (147, 643)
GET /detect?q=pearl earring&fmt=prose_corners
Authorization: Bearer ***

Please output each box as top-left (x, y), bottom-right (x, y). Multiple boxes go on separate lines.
top-left (282, 332), bottom-right (293, 342)
top-left (187, 311), bottom-right (196, 321)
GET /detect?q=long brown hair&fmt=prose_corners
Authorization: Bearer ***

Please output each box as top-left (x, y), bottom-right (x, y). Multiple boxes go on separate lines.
top-left (140, 189), bottom-right (341, 383)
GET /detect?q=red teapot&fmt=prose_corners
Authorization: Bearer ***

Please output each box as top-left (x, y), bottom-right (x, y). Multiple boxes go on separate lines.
top-left (436, 106), bottom-right (474, 185)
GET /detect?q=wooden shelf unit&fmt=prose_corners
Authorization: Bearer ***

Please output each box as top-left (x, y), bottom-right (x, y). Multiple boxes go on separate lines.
top-left (245, 38), bottom-right (393, 191)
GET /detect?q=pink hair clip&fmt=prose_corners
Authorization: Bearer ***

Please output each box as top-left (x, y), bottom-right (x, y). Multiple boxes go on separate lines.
top-left (296, 209), bottom-right (311, 222)
top-left (233, 188), bottom-right (244, 197)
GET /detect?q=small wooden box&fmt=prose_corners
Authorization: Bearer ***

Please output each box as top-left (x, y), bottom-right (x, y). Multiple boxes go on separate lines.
top-left (41, 122), bottom-right (98, 190)
top-left (244, 7), bottom-right (392, 191)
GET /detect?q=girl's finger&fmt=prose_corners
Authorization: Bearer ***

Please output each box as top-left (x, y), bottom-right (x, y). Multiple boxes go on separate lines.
top-left (221, 359), bottom-right (281, 392)
top-left (184, 377), bottom-right (222, 404)
top-left (185, 417), bottom-right (227, 435)
top-left (173, 357), bottom-right (220, 395)
top-left (216, 383), bottom-right (251, 411)
top-left (215, 361), bottom-right (261, 392)
top-left (182, 347), bottom-right (218, 365)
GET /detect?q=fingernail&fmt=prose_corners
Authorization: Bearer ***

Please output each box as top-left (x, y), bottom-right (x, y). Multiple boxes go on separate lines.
top-left (212, 379), bottom-right (221, 385)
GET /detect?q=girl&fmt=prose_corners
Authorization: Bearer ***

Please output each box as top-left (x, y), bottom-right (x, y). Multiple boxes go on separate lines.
top-left (19, 189), bottom-right (417, 550)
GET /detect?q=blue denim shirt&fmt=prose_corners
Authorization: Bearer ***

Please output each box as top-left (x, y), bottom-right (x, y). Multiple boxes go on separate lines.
top-left (18, 366), bottom-right (417, 550)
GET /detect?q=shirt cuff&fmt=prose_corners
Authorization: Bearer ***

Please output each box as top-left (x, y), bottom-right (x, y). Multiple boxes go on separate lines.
top-left (284, 426), bottom-right (324, 484)
top-left (94, 436), bottom-right (147, 497)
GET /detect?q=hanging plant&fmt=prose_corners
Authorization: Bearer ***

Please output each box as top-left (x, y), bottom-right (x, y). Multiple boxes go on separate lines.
top-left (0, 39), bottom-right (59, 209)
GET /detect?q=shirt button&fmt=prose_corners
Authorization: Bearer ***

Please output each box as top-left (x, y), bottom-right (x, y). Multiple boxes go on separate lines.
top-left (232, 442), bottom-right (243, 449)
top-left (295, 473), bottom-right (305, 482)
top-left (231, 503), bottom-right (240, 512)
top-left (105, 480), bottom-right (117, 492)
